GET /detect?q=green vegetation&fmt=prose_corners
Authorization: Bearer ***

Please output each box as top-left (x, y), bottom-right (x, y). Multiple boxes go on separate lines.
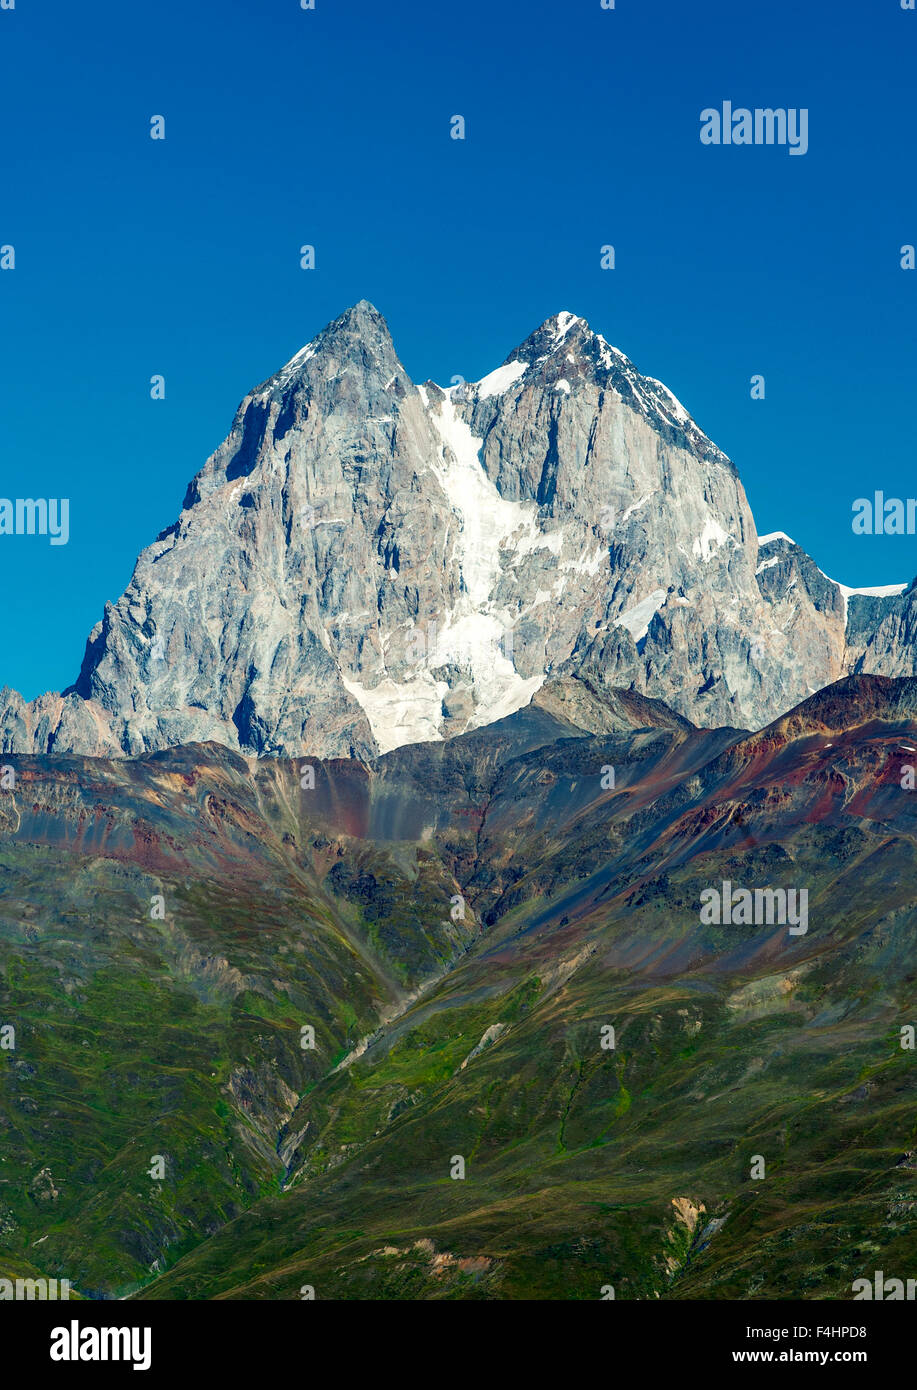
top-left (0, 701), bottom-right (915, 1299)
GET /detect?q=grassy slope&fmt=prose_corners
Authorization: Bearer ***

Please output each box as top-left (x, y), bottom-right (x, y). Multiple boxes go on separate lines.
top-left (0, 681), bottom-right (915, 1299)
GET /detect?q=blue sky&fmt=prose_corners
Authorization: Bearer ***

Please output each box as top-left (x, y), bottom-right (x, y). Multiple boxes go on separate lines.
top-left (0, 0), bottom-right (914, 698)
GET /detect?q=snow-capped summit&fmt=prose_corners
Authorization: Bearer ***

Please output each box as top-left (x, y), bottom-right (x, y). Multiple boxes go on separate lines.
top-left (458, 310), bottom-right (728, 470)
top-left (1, 301), bottom-right (914, 760)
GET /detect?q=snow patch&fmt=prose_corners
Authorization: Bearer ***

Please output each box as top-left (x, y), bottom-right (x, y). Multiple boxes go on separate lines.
top-left (341, 672), bottom-right (448, 755)
top-left (818, 570), bottom-right (908, 628)
top-left (616, 588), bottom-right (667, 642)
top-left (429, 397), bottom-right (538, 605)
top-left (475, 360), bottom-right (527, 399)
top-left (512, 526), bottom-right (564, 563)
top-left (553, 312), bottom-right (580, 341)
top-left (342, 393), bottom-right (552, 753)
top-left (274, 342), bottom-right (317, 389)
top-left (836, 581), bottom-right (908, 599)
top-left (621, 491), bottom-right (654, 524)
top-left (561, 546), bottom-right (606, 578)
top-left (692, 516), bottom-right (731, 563)
top-left (596, 334), bottom-right (628, 370)
top-left (646, 378), bottom-right (690, 423)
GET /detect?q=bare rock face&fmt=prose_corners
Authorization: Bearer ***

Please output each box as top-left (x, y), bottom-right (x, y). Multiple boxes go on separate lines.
top-left (751, 532), bottom-right (917, 694)
top-left (0, 300), bottom-right (911, 758)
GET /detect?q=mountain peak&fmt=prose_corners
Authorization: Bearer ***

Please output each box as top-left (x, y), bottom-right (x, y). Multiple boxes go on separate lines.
top-left (300, 297), bottom-right (391, 356)
top-left (543, 309), bottom-right (587, 339)
top-left (471, 310), bottom-right (729, 469)
top-left (507, 309), bottom-right (594, 367)
top-left (335, 298), bottom-right (386, 330)
top-left (258, 300), bottom-right (398, 397)
top-left (7, 300), bottom-right (917, 765)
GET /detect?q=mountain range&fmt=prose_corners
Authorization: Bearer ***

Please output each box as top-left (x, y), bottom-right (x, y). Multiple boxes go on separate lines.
top-left (1, 304), bottom-right (915, 1302)
top-left (1, 300), bottom-right (913, 759)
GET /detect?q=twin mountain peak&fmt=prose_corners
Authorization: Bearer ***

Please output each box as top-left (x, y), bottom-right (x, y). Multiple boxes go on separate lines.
top-left (2, 300), bottom-right (913, 760)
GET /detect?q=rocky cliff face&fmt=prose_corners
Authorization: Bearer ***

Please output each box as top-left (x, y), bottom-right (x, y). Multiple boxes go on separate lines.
top-left (0, 300), bottom-right (912, 758)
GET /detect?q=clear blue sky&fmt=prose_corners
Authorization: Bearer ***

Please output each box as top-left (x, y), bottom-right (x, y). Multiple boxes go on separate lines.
top-left (1, 0), bottom-right (914, 699)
